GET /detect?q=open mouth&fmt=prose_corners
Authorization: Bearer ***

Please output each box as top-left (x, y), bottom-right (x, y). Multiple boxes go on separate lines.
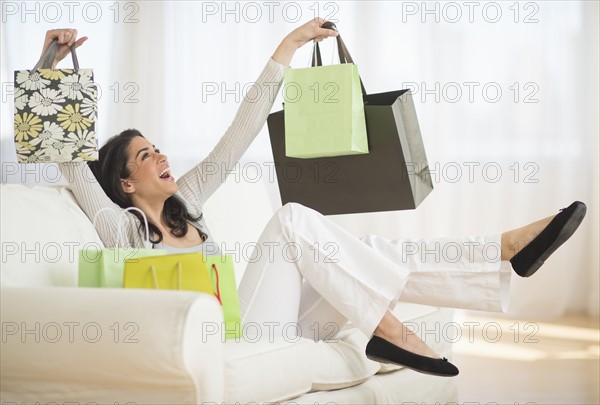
top-left (158, 167), bottom-right (174, 181)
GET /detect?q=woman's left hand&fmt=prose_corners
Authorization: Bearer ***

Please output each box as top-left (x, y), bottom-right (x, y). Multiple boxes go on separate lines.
top-left (272, 18), bottom-right (338, 66)
top-left (41, 29), bottom-right (88, 69)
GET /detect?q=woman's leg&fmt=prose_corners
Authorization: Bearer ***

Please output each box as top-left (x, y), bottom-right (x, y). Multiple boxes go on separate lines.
top-left (296, 281), bottom-right (349, 341)
top-left (237, 201), bottom-right (400, 341)
top-left (238, 200), bottom-right (581, 367)
top-left (358, 233), bottom-right (513, 312)
top-left (238, 202), bottom-right (409, 342)
top-left (238, 203), bottom-right (516, 341)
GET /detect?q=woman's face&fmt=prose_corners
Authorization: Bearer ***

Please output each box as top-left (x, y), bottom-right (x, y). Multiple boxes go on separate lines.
top-left (121, 136), bottom-right (178, 202)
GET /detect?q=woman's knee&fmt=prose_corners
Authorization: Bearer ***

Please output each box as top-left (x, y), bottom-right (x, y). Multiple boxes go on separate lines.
top-left (277, 202), bottom-right (319, 222)
top-left (274, 203), bottom-right (322, 235)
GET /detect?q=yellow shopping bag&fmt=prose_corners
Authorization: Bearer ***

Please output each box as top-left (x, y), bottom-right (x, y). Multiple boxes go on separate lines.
top-left (123, 252), bottom-right (214, 295)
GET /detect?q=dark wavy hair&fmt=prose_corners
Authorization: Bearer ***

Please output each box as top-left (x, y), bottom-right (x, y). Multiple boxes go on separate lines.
top-left (88, 129), bottom-right (203, 245)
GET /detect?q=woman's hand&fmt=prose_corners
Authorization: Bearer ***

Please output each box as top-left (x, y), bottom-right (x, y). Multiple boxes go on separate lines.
top-left (41, 29), bottom-right (88, 68)
top-left (272, 18), bottom-right (338, 66)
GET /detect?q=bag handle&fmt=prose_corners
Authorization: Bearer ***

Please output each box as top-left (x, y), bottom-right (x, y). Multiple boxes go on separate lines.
top-left (92, 206), bottom-right (152, 250)
top-left (310, 22), bottom-right (347, 66)
top-left (117, 207), bottom-right (152, 250)
top-left (32, 38), bottom-right (79, 71)
top-left (210, 263), bottom-right (223, 305)
top-left (149, 259), bottom-right (223, 302)
top-left (310, 21), bottom-right (367, 96)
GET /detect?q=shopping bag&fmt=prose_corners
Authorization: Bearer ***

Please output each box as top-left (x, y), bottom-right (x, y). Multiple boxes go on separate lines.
top-left (78, 207), bottom-right (165, 288)
top-left (78, 248), bottom-right (166, 288)
top-left (267, 25), bottom-right (432, 215)
top-left (14, 38), bottom-right (98, 163)
top-left (204, 255), bottom-right (242, 339)
top-left (283, 24), bottom-right (367, 159)
top-left (123, 252), bottom-right (214, 295)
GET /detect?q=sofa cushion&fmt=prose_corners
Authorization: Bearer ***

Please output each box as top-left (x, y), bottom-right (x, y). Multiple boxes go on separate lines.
top-left (0, 184), bottom-right (103, 287)
top-left (224, 338), bottom-right (313, 403)
top-left (309, 327), bottom-right (380, 391)
top-left (223, 329), bottom-right (381, 403)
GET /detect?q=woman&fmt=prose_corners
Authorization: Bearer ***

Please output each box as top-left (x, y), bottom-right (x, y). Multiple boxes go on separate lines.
top-left (45, 23), bottom-right (586, 377)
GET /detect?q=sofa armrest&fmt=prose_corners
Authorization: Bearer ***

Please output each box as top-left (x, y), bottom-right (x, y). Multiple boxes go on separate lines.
top-left (1, 286), bottom-right (225, 404)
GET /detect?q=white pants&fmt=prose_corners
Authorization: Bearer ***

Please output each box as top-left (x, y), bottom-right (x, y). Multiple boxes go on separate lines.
top-left (238, 203), bottom-right (513, 341)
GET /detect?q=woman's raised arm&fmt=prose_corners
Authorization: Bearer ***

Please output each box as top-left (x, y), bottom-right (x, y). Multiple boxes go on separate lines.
top-left (176, 18), bottom-right (338, 209)
top-left (40, 29), bottom-right (142, 249)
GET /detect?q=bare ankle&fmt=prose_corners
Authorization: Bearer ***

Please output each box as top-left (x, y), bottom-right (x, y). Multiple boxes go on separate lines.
top-left (501, 215), bottom-right (555, 261)
top-left (374, 313), bottom-right (439, 358)
top-left (501, 231), bottom-right (519, 260)
top-left (374, 311), bottom-right (402, 340)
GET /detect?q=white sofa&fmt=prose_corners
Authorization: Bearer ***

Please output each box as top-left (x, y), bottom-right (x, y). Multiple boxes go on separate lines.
top-left (0, 174), bottom-right (458, 404)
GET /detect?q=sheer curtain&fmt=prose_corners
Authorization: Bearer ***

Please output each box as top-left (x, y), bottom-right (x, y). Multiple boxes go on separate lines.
top-left (1, 1), bottom-right (597, 317)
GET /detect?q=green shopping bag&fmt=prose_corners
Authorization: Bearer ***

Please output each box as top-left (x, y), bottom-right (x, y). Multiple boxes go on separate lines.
top-left (204, 255), bottom-right (242, 340)
top-left (79, 248), bottom-right (166, 288)
top-left (283, 24), bottom-right (368, 159)
top-left (78, 207), bottom-right (165, 288)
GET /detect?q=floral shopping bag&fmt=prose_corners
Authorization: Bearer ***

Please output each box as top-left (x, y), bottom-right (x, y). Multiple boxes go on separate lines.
top-left (14, 39), bottom-right (97, 163)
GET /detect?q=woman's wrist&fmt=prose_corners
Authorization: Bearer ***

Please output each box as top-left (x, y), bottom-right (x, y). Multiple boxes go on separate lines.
top-left (271, 19), bottom-right (337, 67)
top-left (271, 36), bottom-right (299, 67)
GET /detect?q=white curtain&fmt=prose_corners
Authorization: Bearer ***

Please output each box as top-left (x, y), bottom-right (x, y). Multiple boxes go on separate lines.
top-left (1, 1), bottom-right (598, 317)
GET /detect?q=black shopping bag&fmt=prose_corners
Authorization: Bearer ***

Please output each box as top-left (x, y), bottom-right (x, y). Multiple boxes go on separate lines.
top-left (267, 88), bottom-right (433, 215)
top-left (267, 22), bottom-right (432, 215)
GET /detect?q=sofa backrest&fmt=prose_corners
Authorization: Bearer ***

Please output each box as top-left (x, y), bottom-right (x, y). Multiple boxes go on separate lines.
top-left (200, 172), bottom-right (280, 285)
top-left (0, 171), bottom-right (281, 288)
top-left (0, 184), bottom-right (104, 287)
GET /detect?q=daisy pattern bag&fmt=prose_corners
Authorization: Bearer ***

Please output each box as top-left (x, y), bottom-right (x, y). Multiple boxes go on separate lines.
top-left (13, 39), bottom-right (97, 163)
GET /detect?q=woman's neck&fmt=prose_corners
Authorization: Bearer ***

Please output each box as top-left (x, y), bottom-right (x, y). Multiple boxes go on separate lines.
top-left (130, 197), bottom-right (167, 230)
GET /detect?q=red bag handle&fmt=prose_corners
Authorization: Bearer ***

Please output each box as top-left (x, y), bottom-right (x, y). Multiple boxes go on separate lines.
top-left (211, 263), bottom-right (222, 305)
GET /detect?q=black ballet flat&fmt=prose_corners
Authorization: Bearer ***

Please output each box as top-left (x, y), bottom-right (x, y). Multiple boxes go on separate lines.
top-left (365, 335), bottom-right (459, 377)
top-left (510, 201), bottom-right (587, 278)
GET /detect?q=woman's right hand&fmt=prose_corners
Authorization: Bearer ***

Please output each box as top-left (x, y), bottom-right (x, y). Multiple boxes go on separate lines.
top-left (271, 18), bottom-right (338, 67)
top-left (41, 29), bottom-right (88, 68)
